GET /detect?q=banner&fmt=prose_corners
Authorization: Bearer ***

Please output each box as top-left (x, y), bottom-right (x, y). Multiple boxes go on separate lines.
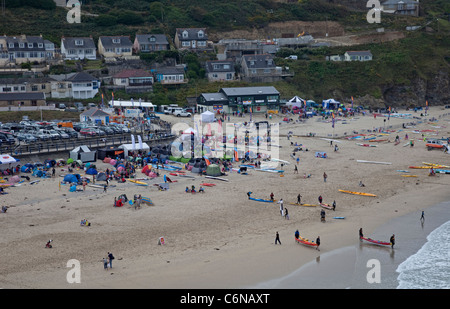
top-left (138, 135), bottom-right (143, 150)
top-left (131, 134), bottom-right (135, 150)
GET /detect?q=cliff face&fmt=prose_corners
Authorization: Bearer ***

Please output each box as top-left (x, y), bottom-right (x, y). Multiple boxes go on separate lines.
top-left (383, 70), bottom-right (450, 107)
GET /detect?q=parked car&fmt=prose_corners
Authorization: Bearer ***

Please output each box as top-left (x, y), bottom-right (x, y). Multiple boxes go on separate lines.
top-left (31, 131), bottom-right (50, 141)
top-left (62, 127), bottom-right (79, 138)
top-left (16, 132), bottom-right (37, 143)
top-left (0, 131), bottom-right (16, 145)
top-left (174, 109), bottom-right (192, 117)
top-left (55, 130), bottom-right (70, 139)
top-left (99, 126), bottom-right (115, 135)
top-left (80, 128), bottom-right (98, 136)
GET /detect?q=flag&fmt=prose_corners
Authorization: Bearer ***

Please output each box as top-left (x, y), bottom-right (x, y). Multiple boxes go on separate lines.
top-left (332, 112), bottom-right (335, 128)
top-left (426, 100), bottom-right (429, 111)
top-left (203, 155), bottom-right (211, 166)
top-left (138, 135), bottom-right (143, 149)
top-left (111, 92), bottom-right (114, 107)
top-left (234, 150), bottom-right (239, 162)
top-left (131, 134), bottom-right (135, 150)
top-left (351, 96), bottom-right (354, 109)
top-left (101, 93), bottom-right (104, 107)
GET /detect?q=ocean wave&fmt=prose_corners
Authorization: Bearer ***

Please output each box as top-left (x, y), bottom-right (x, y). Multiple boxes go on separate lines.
top-left (396, 220), bottom-right (450, 289)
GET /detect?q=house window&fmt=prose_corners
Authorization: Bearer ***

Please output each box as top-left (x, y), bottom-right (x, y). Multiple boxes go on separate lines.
top-left (121, 79), bottom-right (127, 84)
top-left (28, 43), bottom-right (33, 48)
top-left (8, 43), bottom-right (14, 48)
top-left (182, 31), bottom-right (188, 39)
top-left (149, 37), bottom-right (156, 42)
top-left (19, 43), bottom-right (25, 48)
top-left (197, 41), bottom-right (206, 47)
top-left (182, 41), bottom-right (190, 47)
top-left (198, 31), bottom-right (204, 38)
top-left (31, 86), bottom-right (38, 91)
top-left (31, 100), bottom-right (37, 106)
top-left (223, 64), bottom-right (230, 70)
top-left (112, 38), bottom-right (121, 44)
top-left (38, 43), bottom-right (43, 48)
top-left (13, 86), bottom-right (18, 91)
top-left (68, 49), bottom-right (76, 55)
top-left (75, 40), bottom-right (84, 46)
top-left (226, 73), bottom-right (233, 80)
top-left (41, 84), bottom-right (46, 90)
top-left (20, 86), bottom-right (25, 91)
top-left (264, 69), bottom-right (271, 74)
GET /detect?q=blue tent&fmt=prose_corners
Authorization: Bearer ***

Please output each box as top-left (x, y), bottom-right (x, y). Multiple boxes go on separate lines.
top-left (86, 168), bottom-right (98, 175)
top-left (63, 174), bottom-right (79, 183)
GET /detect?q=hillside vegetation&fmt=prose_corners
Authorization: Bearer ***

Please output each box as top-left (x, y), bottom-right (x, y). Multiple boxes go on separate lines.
top-left (0, 0), bottom-right (449, 107)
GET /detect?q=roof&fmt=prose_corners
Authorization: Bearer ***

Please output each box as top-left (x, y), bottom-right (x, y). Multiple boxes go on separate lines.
top-left (113, 69), bottom-right (153, 79)
top-left (205, 61), bottom-right (234, 73)
top-left (135, 34), bottom-right (169, 45)
top-left (176, 28), bottom-right (208, 41)
top-left (156, 66), bottom-right (185, 75)
top-left (242, 54), bottom-right (276, 68)
top-left (81, 108), bottom-right (110, 117)
top-left (345, 50), bottom-right (373, 57)
top-left (66, 72), bottom-right (97, 82)
top-left (0, 77), bottom-right (55, 84)
top-left (99, 36), bottom-right (132, 48)
top-left (382, 0), bottom-right (419, 5)
top-left (62, 37), bottom-right (96, 49)
top-left (4, 35), bottom-right (45, 51)
top-left (0, 92), bottom-right (46, 101)
top-left (220, 86), bottom-right (279, 97)
top-left (200, 93), bottom-right (228, 102)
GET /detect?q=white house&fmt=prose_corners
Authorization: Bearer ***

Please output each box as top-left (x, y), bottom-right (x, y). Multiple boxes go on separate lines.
top-left (50, 72), bottom-right (100, 99)
top-left (344, 51), bottom-right (373, 62)
top-left (61, 37), bottom-right (97, 60)
top-left (80, 108), bottom-right (111, 124)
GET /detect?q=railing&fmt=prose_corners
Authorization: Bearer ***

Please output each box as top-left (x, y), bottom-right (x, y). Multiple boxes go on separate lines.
top-left (1, 130), bottom-right (175, 157)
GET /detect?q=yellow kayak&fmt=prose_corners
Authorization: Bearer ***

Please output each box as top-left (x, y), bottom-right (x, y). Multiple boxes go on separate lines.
top-left (423, 162), bottom-right (450, 168)
top-left (129, 179), bottom-right (149, 186)
top-left (338, 189), bottom-right (377, 197)
top-left (289, 203), bottom-right (318, 207)
top-left (401, 175), bottom-right (418, 177)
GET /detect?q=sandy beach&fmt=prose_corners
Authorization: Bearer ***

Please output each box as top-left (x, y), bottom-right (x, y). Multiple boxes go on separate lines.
top-left (1, 106), bottom-right (450, 289)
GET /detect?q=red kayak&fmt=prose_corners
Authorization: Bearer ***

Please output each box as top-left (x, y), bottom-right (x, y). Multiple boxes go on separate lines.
top-left (295, 236), bottom-right (318, 248)
top-left (360, 236), bottom-right (391, 246)
top-left (200, 183), bottom-right (216, 187)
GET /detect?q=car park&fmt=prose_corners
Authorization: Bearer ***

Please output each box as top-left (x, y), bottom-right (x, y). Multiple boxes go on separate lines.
top-left (61, 127), bottom-right (79, 138)
top-left (55, 130), bottom-right (70, 139)
top-left (16, 132), bottom-right (37, 143)
top-left (0, 131), bottom-right (16, 145)
top-left (31, 131), bottom-right (50, 141)
top-left (98, 126), bottom-right (115, 135)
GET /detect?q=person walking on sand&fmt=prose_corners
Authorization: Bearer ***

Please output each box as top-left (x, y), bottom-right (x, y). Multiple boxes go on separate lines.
top-left (297, 194), bottom-right (302, 205)
top-left (390, 234), bottom-right (395, 249)
top-left (316, 236), bottom-right (320, 251)
top-left (103, 257), bottom-right (108, 270)
top-left (318, 195), bottom-right (323, 204)
top-left (332, 200), bottom-right (336, 211)
top-left (359, 228), bottom-right (364, 239)
top-left (108, 252), bottom-right (115, 268)
top-left (294, 165), bottom-right (298, 174)
top-left (420, 210), bottom-right (425, 222)
top-left (275, 231), bottom-right (281, 245)
top-left (284, 208), bottom-right (289, 220)
top-left (323, 172), bottom-right (327, 182)
top-left (278, 199), bottom-right (284, 216)
top-left (270, 192), bottom-right (274, 201)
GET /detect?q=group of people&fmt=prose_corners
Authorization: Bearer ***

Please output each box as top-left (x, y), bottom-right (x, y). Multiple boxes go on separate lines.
top-left (103, 252), bottom-right (115, 270)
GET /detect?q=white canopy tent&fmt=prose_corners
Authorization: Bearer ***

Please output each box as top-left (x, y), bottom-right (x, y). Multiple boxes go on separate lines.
top-left (286, 96), bottom-right (305, 108)
top-left (322, 99), bottom-right (340, 110)
top-left (0, 154), bottom-right (20, 170)
top-left (201, 110), bottom-right (215, 123)
top-left (119, 142), bottom-right (150, 157)
top-left (109, 100), bottom-right (155, 110)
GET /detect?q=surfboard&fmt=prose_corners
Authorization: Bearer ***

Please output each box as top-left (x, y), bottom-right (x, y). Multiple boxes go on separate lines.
top-left (129, 179), bottom-right (149, 186)
top-left (338, 189), bottom-right (377, 197)
top-left (205, 176), bottom-right (229, 182)
top-left (357, 143), bottom-right (377, 147)
top-left (401, 175), bottom-right (418, 177)
top-left (357, 160), bottom-right (391, 165)
top-left (333, 217), bottom-right (346, 219)
top-left (249, 197), bottom-right (274, 203)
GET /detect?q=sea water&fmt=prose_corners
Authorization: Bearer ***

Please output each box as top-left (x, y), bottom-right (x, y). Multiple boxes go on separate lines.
top-left (396, 220), bottom-right (450, 289)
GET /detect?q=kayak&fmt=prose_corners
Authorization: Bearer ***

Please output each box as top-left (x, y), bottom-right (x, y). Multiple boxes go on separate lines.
top-left (200, 183), bottom-right (216, 187)
top-left (333, 217), bottom-right (345, 219)
top-left (295, 235), bottom-right (318, 248)
top-left (357, 143), bottom-right (377, 147)
top-left (338, 189), bottom-right (377, 197)
top-left (360, 236), bottom-right (391, 246)
top-left (289, 203), bottom-right (318, 207)
top-left (249, 197), bottom-right (275, 203)
top-left (320, 203), bottom-right (333, 210)
top-left (401, 175), bottom-right (417, 177)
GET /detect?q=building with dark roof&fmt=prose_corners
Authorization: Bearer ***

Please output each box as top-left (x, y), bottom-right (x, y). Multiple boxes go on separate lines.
top-left (205, 60), bottom-right (235, 82)
top-left (61, 37), bottom-right (97, 60)
top-left (174, 28), bottom-right (209, 50)
top-left (98, 36), bottom-right (133, 58)
top-left (240, 54), bottom-right (283, 82)
top-left (0, 92), bottom-right (46, 108)
top-left (50, 72), bottom-right (100, 99)
top-left (1, 35), bottom-right (47, 65)
top-left (198, 86), bottom-right (280, 113)
top-left (133, 34), bottom-right (170, 53)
